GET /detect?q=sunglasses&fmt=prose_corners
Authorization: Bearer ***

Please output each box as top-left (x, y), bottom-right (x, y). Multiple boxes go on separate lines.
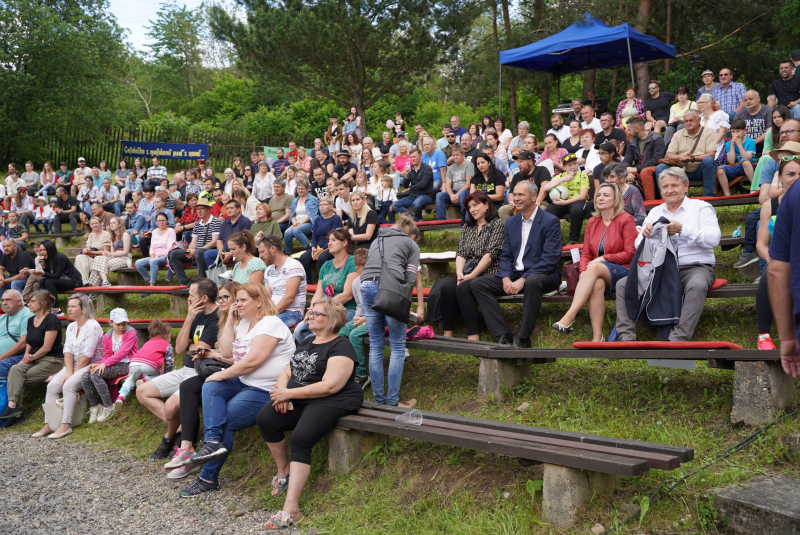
top-left (648, 86), bottom-right (658, 90)
top-left (780, 155), bottom-right (800, 161)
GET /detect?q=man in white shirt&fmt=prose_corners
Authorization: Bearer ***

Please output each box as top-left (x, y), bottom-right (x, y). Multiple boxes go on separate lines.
top-left (147, 156), bottom-right (168, 188)
top-left (258, 234), bottom-right (307, 328)
top-left (547, 114), bottom-right (571, 144)
top-left (361, 137), bottom-right (382, 162)
top-left (580, 106), bottom-right (602, 134)
top-left (614, 167), bottom-right (721, 341)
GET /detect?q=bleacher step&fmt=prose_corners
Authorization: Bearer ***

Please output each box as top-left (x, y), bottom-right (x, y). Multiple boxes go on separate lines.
top-left (715, 476), bottom-right (800, 534)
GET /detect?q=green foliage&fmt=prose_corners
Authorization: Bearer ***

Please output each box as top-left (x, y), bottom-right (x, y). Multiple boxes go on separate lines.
top-left (138, 111), bottom-right (195, 132)
top-left (526, 479), bottom-right (543, 503)
top-left (636, 496), bottom-right (650, 528)
top-left (179, 74), bottom-right (256, 127)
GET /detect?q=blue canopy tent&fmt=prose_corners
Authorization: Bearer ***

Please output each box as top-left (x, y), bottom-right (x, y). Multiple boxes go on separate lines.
top-left (499, 13), bottom-right (676, 104)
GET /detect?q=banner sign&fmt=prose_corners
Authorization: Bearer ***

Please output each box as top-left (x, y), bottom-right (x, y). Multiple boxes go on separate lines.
top-left (122, 141), bottom-right (208, 160)
top-left (263, 146), bottom-right (290, 161)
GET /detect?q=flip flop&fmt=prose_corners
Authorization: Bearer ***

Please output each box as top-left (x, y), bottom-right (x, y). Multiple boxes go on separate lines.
top-left (265, 511), bottom-right (304, 531)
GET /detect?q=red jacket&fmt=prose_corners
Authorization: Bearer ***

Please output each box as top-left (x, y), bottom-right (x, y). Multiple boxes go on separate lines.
top-left (580, 213), bottom-right (637, 271)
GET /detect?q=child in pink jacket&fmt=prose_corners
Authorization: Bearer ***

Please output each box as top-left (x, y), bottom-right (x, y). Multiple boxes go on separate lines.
top-left (81, 308), bottom-right (139, 424)
top-left (115, 319), bottom-right (174, 408)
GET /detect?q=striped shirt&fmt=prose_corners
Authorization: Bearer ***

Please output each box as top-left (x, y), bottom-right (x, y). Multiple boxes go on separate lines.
top-left (192, 215), bottom-right (221, 248)
top-left (147, 165), bottom-right (168, 182)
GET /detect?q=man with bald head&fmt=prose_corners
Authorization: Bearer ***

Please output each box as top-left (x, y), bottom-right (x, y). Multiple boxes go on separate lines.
top-left (0, 240), bottom-right (34, 299)
top-left (734, 90), bottom-right (773, 152)
top-left (0, 290), bottom-right (34, 382)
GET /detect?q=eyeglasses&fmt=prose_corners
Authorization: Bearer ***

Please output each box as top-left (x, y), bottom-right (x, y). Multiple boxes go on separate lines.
top-left (780, 155), bottom-right (800, 162)
top-left (217, 295), bottom-right (231, 302)
top-left (307, 310), bottom-right (327, 319)
top-left (780, 130), bottom-right (798, 137)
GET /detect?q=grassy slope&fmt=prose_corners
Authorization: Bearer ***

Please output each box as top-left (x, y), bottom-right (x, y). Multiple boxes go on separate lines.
top-left (7, 194), bottom-right (799, 534)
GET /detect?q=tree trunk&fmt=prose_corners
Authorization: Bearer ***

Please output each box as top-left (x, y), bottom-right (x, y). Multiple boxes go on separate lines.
top-left (610, 67), bottom-right (618, 103)
top-left (633, 0), bottom-right (652, 99)
top-left (583, 69), bottom-right (597, 99)
top-left (665, 0), bottom-right (672, 74)
top-left (540, 78), bottom-right (550, 138)
top-left (492, 3), bottom-right (499, 44)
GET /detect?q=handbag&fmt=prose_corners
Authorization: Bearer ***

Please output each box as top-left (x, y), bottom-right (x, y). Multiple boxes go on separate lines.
top-left (371, 237), bottom-right (414, 323)
top-left (41, 394), bottom-right (88, 428)
top-left (194, 357), bottom-right (231, 378)
top-left (207, 251), bottom-right (228, 285)
top-left (564, 261), bottom-right (580, 296)
top-left (462, 259), bottom-right (477, 276)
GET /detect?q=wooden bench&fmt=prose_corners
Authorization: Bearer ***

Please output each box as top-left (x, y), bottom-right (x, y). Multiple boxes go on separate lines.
top-left (329, 401), bottom-right (694, 528)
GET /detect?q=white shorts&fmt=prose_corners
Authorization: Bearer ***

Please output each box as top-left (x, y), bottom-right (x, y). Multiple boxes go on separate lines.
top-left (150, 366), bottom-right (197, 398)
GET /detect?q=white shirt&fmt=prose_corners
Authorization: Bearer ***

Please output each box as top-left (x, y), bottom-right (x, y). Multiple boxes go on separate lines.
top-left (335, 196), bottom-right (351, 216)
top-left (252, 173), bottom-right (275, 201)
top-left (547, 125), bottom-right (571, 144)
top-left (700, 110), bottom-right (731, 159)
top-left (514, 206), bottom-right (538, 272)
top-left (233, 316), bottom-right (295, 391)
top-left (581, 118), bottom-right (603, 134)
top-left (637, 197), bottom-right (721, 266)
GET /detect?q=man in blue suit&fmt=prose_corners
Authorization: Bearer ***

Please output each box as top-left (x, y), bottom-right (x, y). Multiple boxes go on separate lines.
top-left (470, 181), bottom-right (563, 347)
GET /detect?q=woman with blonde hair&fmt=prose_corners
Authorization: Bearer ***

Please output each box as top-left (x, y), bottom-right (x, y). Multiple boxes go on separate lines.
top-left (74, 216), bottom-right (111, 284)
top-left (87, 216), bottom-right (132, 287)
top-left (552, 183), bottom-right (637, 341)
top-left (392, 140), bottom-right (412, 176)
top-left (348, 191), bottom-right (379, 250)
top-left (177, 282), bottom-right (295, 498)
top-left (284, 166), bottom-right (298, 196)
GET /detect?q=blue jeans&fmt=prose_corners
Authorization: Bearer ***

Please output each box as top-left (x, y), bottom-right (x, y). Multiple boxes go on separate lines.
top-left (283, 223), bottom-right (312, 253)
top-left (0, 278), bottom-right (26, 300)
top-left (80, 201), bottom-right (92, 217)
top-left (656, 156), bottom-right (716, 197)
top-left (38, 184), bottom-right (56, 200)
top-left (0, 355), bottom-right (23, 380)
top-left (33, 219), bottom-right (52, 233)
top-left (277, 309), bottom-right (304, 328)
top-left (435, 189), bottom-right (469, 220)
top-left (361, 280), bottom-right (408, 406)
top-left (727, 111), bottom-right (737, 123)
top-left (200, 377), bottom-right (272, 482)
top-left (135, 256), bottom-right (167, 284)
top-left (293, 309), bottom-right (355, 343)
top-left (202, 248), bottom-right (220, 270)
top-left (392, 194), bottom-right (433, 221)
top-left (432, 179), bottom-right (442, 193)
top-left (103, 202), bottom-right (121, 217)
top-left (792, 105), bottom-right (800, 119)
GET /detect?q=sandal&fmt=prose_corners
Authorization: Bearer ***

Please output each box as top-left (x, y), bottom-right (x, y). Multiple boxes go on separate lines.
top-left (270, 475), bottom-right (289, 496)
top-left (265, 511), bottom-right (303, 531)
top-left (551, 321), bottom-right (573, 334)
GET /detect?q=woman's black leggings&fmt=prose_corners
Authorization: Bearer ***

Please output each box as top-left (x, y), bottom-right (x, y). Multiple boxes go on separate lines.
top-left (256, 401), bottom-right (354, 465)
top-left (756, 272), bottom-right (773, 334)
top-left (435, 277), bottom-right (481, 333)
top-left (546, 201), bottom-right (585, 243)
top-left (178, 374), bottom-right (204, 447)
top-left (298, 249), bottom-right (334, 283)
top-left (43, 279), bottom-right (78, 304)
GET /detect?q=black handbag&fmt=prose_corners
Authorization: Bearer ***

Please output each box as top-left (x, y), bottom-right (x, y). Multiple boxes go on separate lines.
top-left (195, 357), bottom-right (231, 378)
top-left (371, 237), bottom-right (414, 323)
top-left (462, 259), bottom-right (477, 276)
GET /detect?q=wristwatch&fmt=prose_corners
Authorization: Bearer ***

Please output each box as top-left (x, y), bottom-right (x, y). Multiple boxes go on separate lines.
top-left (690, 155), bottom-right (696, 163)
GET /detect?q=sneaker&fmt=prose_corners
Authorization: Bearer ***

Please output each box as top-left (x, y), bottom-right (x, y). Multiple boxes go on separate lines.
top-left (754, 276), bottom-right (761, 285)
top-left (101, 281), bottom-right (112, 287)
top-left (164, 448), bottom-right (195, 470)
top-left (96, 407), bottom-right (116, 423)
top-left (178, 476), bottom-right (220, 497)
top-left (150, 436), bottom-right (176, 461)
top-left (168, 464), bottom-right (199, 479)
top-left (88, 406), bottom-right (100, 424)
top-left (734, 251), bottom-right (759, 268)
top-left (757, 333), bottom-right (777, 350)
top-left (189, 441), bottom-right (228, 465)
top-left (114, 397), bottom-right (125, 410)
top-left (135, 378), bottom-right (146, 388)
top-left (355, 375), bottom-right (371, 390)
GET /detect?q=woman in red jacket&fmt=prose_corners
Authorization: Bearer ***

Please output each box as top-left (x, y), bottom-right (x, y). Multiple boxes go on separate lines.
top-left (552, 183), bottom-right (637, 341)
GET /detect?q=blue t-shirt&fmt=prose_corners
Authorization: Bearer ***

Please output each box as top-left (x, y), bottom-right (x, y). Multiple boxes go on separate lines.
top-left (724, 137), bottom-right (756, 164)
top-left (760, 158), bottom-right (779, 186)
top-left (421, 150), bottom-right (447, 184)
top-left (769, 182), bottom-right (800, 341)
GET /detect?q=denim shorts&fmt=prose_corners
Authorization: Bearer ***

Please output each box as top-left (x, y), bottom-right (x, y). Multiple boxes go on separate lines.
top-left (602, 262), bottom-right (629, 296)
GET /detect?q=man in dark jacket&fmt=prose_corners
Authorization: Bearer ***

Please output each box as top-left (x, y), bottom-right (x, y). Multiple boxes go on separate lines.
top-left (623, 117), bottom-right (666, 201)
top-left (392, 148), bottom-right (435, 222)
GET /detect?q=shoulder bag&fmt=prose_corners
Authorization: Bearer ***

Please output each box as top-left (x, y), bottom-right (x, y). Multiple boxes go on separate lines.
top-left (658, 127), bottom-right (705, 168)
top-left (371, 237), bottom-right (414, 323)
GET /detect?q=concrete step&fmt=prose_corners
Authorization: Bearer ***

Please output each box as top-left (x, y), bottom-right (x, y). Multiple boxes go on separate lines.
top-left (716, 476), bottom-right (800, 534)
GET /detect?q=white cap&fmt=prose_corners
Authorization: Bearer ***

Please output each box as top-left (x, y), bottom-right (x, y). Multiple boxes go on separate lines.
top-left (78, 157), bottom-right (85, 161)
top-left (109, 308), bottom-right (129, 323)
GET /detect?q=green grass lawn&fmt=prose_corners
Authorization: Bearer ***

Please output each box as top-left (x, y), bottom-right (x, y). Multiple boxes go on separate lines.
top-left (7, 199), bottom-right (797, 534)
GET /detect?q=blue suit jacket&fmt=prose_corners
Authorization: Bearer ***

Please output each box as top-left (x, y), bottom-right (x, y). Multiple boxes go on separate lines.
top-left (496, 207), bottom-right (563, 287)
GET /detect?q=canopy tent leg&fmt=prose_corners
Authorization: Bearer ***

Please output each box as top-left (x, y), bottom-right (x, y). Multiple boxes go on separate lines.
top-left (557, 75), bottom-right (561, 103)
top-left (626, 37), bottom-right (635, 87)
top-left (499, 65), bottom-right (503, 116)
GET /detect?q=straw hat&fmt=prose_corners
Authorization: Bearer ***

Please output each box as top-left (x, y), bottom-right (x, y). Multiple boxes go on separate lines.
top-left (768, 141), bottom-right (800, 161)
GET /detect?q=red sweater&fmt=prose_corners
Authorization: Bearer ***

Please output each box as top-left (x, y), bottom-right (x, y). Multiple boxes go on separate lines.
top-left (579, 213), bottom-right (637, 271)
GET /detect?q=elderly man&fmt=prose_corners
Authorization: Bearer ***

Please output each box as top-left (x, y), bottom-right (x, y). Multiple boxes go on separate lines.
top-left (623, 117), bottom-right (667, 201)
top-left (362, 136), bottom-right (381, 162)
top-left (0, 240), bottom-right (34, 299)
top-left (580, 105), bottom-right (602, 134)
top-left (510, 121), bottom-right (531, 151)
top-left (470, 180), bottom-right (562, 347)
top-left (548, 113), bottom-right (571, 144)
top-left (450, 115), bottom-right (466, 138)
top-left (435, 145), bottom-right (474, 221)
top-left (734, 90), bottom-right (773, 151)
top-left (644, 81), bottom-right (675, 134)
top-left (0, 291), bottom-right (34, 381)
top-left (167, 198), bottom-right (221, 285)
top-left (713, 67), bottom-right (747, 122)
top-left (654, 110), bottom-right (717, 197)
top-left (393, 148), bottom-right (435, 222)
top-left (615, 167), bottom-right (721, 341)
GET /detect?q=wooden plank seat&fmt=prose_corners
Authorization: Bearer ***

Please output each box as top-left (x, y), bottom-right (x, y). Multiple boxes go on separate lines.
top-left (329, 401), bottom-right (694, 527)
top-left (644, 191), bottom-right (759, 210)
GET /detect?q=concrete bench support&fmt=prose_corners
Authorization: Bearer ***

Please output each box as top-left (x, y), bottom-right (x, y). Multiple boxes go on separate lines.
top-left (328, 427), bottom-right (379, 474)
top-left (170, 294), bottom-right (189, 317)
top-left (96, 293), bottom-right (123, 312)
top-left (542, 464), bottom-right (616, 529)
top-left (478, 358), bottom-right (531, 402)
top-left (55, 237), bottom-right (67, 249)
top-left (116, 272), bottom-right (141, 287)
top-left (730, 361), bottom-right (799, 426)
top-left (420, 263), bottom-right (453, 281)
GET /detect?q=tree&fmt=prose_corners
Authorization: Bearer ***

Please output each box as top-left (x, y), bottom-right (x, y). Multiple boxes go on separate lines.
top-left (209, 0), bottom-right (478, 132)
top-left (0, 0), bottom-right (126, 163)
top-left (146, 1), bottom-right (206, 99)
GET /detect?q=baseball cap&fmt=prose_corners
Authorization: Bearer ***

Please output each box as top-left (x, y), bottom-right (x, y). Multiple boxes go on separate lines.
top-left (109, 308), bottom-right (129, 323)
top-left (597, 140), bottom-right (616, 153)
top-left (512, 150), bottom-right (536, 161)
top-left (701, 69), bottom-right (714, 76)
top-left (59, 161), bottom-right (68, 166)
top-left (78, 157), bottom-right (85, 162)
top-left (169, 181), bottom-right (177, 186)
top-left (792, 50), bottom-right (800, 60)
top-left (561, 153), bottom-right (578, 164)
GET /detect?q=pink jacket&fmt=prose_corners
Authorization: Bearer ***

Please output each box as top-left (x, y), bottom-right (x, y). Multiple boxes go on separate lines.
top-left (132, 338), bottom-right (172, 372)
top-left (101, 327), bottom-right (139, 366)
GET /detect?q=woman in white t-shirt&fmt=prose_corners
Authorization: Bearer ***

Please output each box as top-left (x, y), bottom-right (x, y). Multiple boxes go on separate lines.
top-left (178, 283), bottom-right (295, 498)
top-left (493, 116), bottom-right (513, 151)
